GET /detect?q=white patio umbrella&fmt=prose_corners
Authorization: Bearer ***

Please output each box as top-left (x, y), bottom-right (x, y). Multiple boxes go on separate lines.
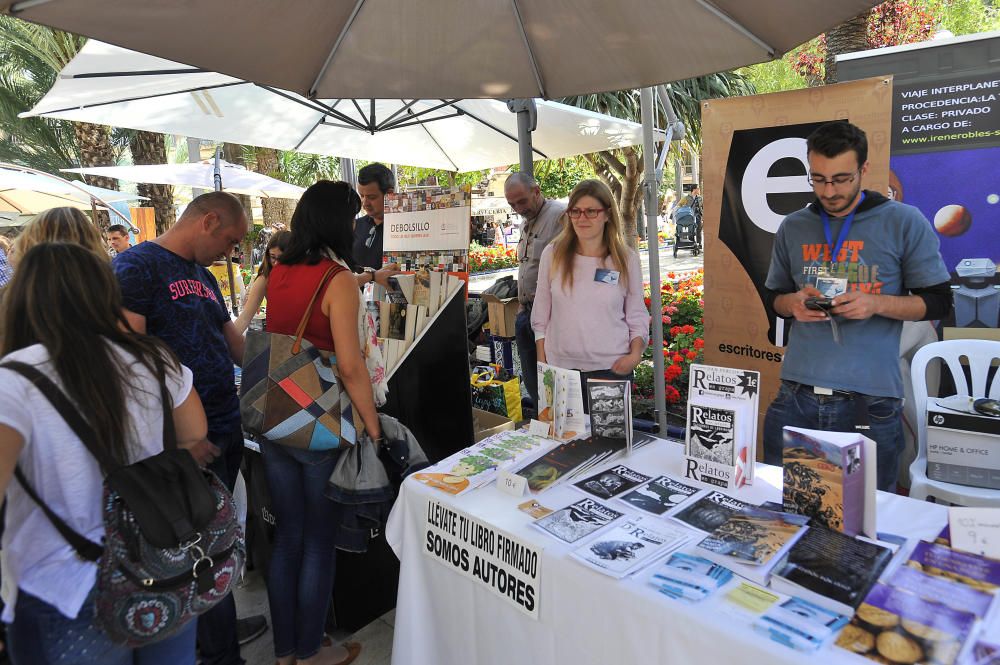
top-left (0, 163), bottom-right (144, 225)
top-left (62, 158), bottom-right (305, 199)
top-left (7, 0), bottom-right (882, 100)
top-left (27, 42), bottom-right (656, 172)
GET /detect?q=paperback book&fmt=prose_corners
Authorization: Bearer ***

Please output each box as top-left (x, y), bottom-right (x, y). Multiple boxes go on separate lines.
top-left (696, 507), bottom-right (809, 585)
top-left (587, 379), bottom-right (632, 454)
top-left (782, 426), bottom-right (877, 537)
top-left (669, 490), bottom-right (755, 533)
top-left (686, 364), bottom-right (761, 485)
top-left (570, 517), bottom-right (691, 578)
top-left (647, 552), bottom-right (734, 602)
top-left (531, 497), bottom-right (624, 544)
top-left (685, 395), bottom-right (754, 490)
top-left (537, 362), bottom-right (588, 441)
top-left (753, 597), bottom-right (849, 653)
top-left (835, 583), bottom-right (978, 665)
top-left (618, 475), bottom-right (701, 516)
top-left (885, 565), bottom-right (995, 619)
top-left (770, 524), bottom-right (894, 615)
top-left (412, 430), bottom-right (554, 496)
top-left (905, 540), bottom-right (1000, 592)
top-left (515, 435), bottom-right (625, 494)
top-left (573, 465), bottom-right (650, 500)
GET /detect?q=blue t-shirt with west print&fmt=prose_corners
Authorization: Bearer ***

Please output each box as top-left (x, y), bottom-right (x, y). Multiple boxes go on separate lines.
top-left (113, 241), bottom-right (240, 435)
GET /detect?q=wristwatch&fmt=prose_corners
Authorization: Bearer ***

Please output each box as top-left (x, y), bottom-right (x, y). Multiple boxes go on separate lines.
top-left (362, 266), bottom-right (377, 283)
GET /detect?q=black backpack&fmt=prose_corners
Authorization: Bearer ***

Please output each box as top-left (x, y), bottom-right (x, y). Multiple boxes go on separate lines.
top-left (3, 361), bottom-right (245, 646)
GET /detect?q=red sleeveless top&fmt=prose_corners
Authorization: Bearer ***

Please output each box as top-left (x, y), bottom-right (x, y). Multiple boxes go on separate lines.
top-left (265, 259), bottom-right (347, 352)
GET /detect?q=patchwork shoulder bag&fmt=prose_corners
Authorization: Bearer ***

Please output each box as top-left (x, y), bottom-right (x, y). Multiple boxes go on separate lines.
top-left (240, 263), bottom-right (365, 450)
top-left (3, 361), bottom-right (244, 647)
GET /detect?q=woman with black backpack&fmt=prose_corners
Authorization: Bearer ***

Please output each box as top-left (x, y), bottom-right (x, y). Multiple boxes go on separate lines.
top-left (0, 242), bottom-right (213, 664)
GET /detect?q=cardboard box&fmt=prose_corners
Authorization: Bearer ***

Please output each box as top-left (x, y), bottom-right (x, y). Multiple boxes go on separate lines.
top-left (473, 407), bottom-right (515, 442)
top-left (490, 335), bottom-right (521, 377)
top-left (483, 293), bottom-right (518, 338)
top-left (926, 399), bottom-right (1000, 489)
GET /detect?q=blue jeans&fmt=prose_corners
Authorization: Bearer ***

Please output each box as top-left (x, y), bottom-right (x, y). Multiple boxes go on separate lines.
top-left (7, 587), bottom-right (196, 665)
top-left (198, 429), bottom-right (245, 665)
top-left (763, 380), bottom-right (905, 492)
top-left (514, 308), bottom-right (538, 408)
top-left (260, 439), bottom-right (342, 660)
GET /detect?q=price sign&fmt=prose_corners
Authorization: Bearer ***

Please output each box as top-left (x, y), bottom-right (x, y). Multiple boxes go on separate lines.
top-left (497, 470), bottom-right (527, 497)
top-left (949, 507), bottom-right (1000, 560)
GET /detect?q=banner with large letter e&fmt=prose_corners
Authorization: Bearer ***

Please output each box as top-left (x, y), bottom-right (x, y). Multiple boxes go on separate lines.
top-left (700, 77), bottom-right (894, 450)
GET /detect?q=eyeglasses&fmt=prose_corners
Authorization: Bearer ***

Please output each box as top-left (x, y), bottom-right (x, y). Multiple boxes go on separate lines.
top-left (807, 170), bottom-right (860, 188)
top-left (365, 225), bottom-right (377, 249)
top-left (567, 207), bottom-right (606, 220)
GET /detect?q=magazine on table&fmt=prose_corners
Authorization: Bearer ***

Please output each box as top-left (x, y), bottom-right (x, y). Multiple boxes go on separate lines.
top-left (753, 596), bottom-right (849, 653)
top-left (570, 517), bottom-right (692, 579)
top-left (906, 540), bottom-right (1000, 591)
top-left (885, 565), bottom-right (995, 619)
top-left (618, 475), bottom-right (701, 516)
top-left (537, 362), bottom-right (588, 441)
top-left (686, 364), bottom-right (761, 484)
top-left (668, 490), bottom-right (755, 533)
top-left (412, 430), bottom-right (554, 496)
top-left (685, 395), bottom-right (754, 490)
top-left (573, 465), bottom-right (650, 500)
top-left (647, 552), bottom-right (734, 602)
top-left (696, 507), bottom-right (809, 586)
top-left (531, 497), bottom-right (624, 544)
top-left (587, 378), bottom-right (632, 454)
top-left (515, 435), bottom-right (626, 494)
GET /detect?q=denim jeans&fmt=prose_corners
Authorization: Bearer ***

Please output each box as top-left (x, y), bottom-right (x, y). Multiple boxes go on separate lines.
top-left (260, 439), bottom-right (342, 660)
top-left (198, 429), bottom-right (245, 665)
top-left (763, 380), bottom-right (905, 492)
top-left (7, 587), bottom-right (196, 665)
top-left (514, 308), bottom-right (538, 408)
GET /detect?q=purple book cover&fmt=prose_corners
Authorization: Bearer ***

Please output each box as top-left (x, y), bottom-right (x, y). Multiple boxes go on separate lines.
top-left (907, 540), bottom-right (1000, 590)
top-left (887, 565), bottom-right (994, 618)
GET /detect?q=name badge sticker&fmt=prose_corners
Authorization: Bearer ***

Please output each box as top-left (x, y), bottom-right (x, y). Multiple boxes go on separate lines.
top-left (594, 268), bottom-right (620, 285)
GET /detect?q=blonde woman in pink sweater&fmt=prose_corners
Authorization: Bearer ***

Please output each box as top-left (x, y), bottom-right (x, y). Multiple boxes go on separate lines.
top-left (531, 179), bottom-right (650, 391)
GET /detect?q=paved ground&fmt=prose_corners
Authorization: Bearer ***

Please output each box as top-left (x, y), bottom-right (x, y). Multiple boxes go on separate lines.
top-left (468, 242), bottom-right (704, 294)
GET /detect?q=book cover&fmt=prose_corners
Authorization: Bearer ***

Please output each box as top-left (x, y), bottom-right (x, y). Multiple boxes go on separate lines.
top-left (885, 565), bottom-right (994, 619)
top-left (782, 426), bottom-right (870, 536)
top-left (537, 362), bottom-right (587, 441)
top-left (515, 436), bottom-right (623, 494)
top-left (835, 583), bottom-right (978, 665)
top-left (684, 393), bottom-right (753, 489)
top-left (531, 497), bottom-right (624, 544)
top-left (647, 552), bottom-right (734, 602)
top-left (670, 490), bottom-right (754, 533)
top-left (573, 464), bottom-right (650, 500)
top-left (386, 276), bottom-right (409, 304)
top-left (413, 268), bottom-right (431, 308)
top-left (771, 525), bottom-right (893, 615)
top-left (619, 475), bottom-right (700, 515)
top-left (753, 597), bottom-right (848, 653)
top-left (905, 540), bottom-right (1000, 591)
top-left (587, 379), bottom-right (632, 453)
top-left (570, 518), bottom-right (691, 578)
top-left (687, 364), bottom-right (761, 483)
top-left (687, 401), bottom-right (737, 467)
top-left (698, 507), bottom-right (809, 566)
top-left (386, 304), bottom-right (407, 340)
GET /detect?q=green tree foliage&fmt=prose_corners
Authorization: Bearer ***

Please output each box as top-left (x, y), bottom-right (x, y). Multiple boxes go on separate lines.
top-left (514, 158), bottom-right (596, 200)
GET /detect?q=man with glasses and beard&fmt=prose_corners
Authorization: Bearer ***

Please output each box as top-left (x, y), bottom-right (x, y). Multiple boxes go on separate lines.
top-left (353, 162), bottom-right (400, 288)
top-left (762, 121), bottom-right (952, 492)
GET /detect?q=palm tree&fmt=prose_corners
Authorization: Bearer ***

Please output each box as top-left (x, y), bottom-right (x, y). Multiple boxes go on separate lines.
top-left (824, 11), bottom-right (871, 83)
top-left (561, 71), bottom-right (755, 248)
top-left (128, 130), bottom-right (176, 233)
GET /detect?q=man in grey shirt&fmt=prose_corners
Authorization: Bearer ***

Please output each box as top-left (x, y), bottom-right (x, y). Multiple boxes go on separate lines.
top-left (505, 173), bottom-right (566, 413)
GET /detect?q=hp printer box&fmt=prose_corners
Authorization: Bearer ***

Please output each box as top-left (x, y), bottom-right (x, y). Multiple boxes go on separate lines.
top-left (926, 401), bottom-right (1000, 489)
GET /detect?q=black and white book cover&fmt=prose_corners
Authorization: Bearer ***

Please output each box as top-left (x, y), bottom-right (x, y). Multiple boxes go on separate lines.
top-left (588, 379), bottom-right (632, 452)
top-left (531, 497), bottom-right (624, 544)
top-left (686, 402), bottom-right (737, 466)
top-left (619, 475), bottom-right (701, 515)
top-left (571, 517), bottom-right (692, 578)
top-left (687, 364), bottom-right (761, 484)
top-left (573, 464), bottom-right (650, 500)
top-left (670, 491), bottom-right (754, 533)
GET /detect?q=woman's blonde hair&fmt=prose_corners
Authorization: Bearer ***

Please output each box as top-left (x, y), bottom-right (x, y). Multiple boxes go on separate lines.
top-left (550, 179), bottom-right (630, 289)
top-left (11, 207), bottom-right (107, 267)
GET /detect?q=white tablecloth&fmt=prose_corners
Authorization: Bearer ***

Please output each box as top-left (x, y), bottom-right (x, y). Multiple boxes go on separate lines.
top-left (385, 438), bottom-right (948, 665)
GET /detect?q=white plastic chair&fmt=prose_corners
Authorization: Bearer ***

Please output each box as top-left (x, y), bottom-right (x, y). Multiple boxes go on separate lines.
top-left (908, 339), bottom-right (1000, 505)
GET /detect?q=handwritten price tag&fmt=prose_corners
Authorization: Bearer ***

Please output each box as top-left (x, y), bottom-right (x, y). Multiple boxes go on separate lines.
top-left (528, 419), bottom-right (551, 438)
top-left (497, 470), bottom-right (527, 497)
top-left (949, 507), bottom-right (1000, 560)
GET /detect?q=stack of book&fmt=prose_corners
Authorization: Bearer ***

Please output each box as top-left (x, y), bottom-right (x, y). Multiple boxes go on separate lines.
top-left (376, 269), bottom-right (465, 372)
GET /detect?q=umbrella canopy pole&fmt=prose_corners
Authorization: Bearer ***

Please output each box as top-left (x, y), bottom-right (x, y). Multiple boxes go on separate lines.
top-left (640, 87), bottom-right (667, 435)
top-left (215, 146), bottom-right (241, 318)
top-left (506, 98), bottom-right (537, 178)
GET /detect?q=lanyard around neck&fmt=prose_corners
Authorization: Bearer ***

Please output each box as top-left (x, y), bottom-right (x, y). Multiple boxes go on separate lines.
top-left (820, 191), bottom-right (865, 265)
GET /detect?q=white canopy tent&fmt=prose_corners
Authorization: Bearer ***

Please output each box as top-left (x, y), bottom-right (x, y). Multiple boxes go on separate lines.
top-left (26, 42), bottom-right (658, 173)
top-left (0, 163), bottom-right (144, 226)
